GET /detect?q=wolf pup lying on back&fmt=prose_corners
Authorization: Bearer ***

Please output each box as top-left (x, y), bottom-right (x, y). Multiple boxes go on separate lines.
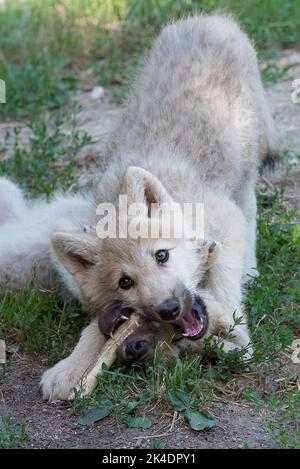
top-left (0, 14), bottom-right (279, 401)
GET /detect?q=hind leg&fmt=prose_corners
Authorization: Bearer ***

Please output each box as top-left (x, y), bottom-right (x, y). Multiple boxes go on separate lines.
top-left (0, 177), bottom-right (26, 224)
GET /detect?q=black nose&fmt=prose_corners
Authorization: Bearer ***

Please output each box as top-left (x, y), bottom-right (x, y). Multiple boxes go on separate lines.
top-left (125, 339), bottom-right (148, 360)
top-left (156, 298), bottom-right (180, 320)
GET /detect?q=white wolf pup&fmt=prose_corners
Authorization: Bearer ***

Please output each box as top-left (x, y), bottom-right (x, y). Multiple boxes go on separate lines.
top-left (0, 15), bottom-right (279, 401)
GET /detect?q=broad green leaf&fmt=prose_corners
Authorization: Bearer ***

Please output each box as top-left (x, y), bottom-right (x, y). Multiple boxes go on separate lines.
top-left (185, 410), bottom-right (216, 431)
top-left (78, 403), bottom-right (112, 426)
top-left (127, 416), bottom-right (152, 429)
top-left (138, 391), bottom-right (151, 403)
top-left (127, 401), bottom-right (139, 411)
top-left (150, 439), bottom-right (166, 449)
top-left (168, 389), bottom-right (190, 411)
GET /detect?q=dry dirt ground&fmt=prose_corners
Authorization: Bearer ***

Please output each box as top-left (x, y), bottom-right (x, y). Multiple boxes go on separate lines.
top-left (0, 51), bottom-right (299, 449)
top-left (0, 357), bottom-right (281, 449)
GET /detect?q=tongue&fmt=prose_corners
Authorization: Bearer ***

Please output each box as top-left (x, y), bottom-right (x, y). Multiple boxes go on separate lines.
top-left (174, 309), bottom-right (203, 337)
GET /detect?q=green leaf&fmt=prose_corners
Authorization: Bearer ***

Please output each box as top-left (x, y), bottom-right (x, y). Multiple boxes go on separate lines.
top-left (127, 401), bottom-right (139, 411)
top-left (168, 389), bottom-right (190, 411)
top-left (150, 438), bottom-right (166, 449)
top-left (185, 410), bottom-right (216, 431)
top-left (127, 392), bottom-right (151, 412)
top-left (138, 391), bottom-right (151, 403)
top-left (127, 416), bottom-right (152, 429)
top-left (78, 403), bottom-right (112, 426)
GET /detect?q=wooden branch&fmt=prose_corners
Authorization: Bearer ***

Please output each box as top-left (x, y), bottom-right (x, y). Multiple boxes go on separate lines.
top-left (70, 313), bottom-right (140, 399)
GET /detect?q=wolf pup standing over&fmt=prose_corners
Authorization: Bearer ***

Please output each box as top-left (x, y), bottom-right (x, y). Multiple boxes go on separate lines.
top-left (0, 15), bottom-right (279, 401)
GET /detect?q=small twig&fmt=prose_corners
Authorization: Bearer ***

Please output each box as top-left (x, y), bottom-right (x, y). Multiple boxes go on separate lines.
top-left (133, 431), bottom-right (172, 440)
top-left (69, 313), bottom-right (140, 399)
top-left (0, 339), bottom-right (6, 364)
top-left (231, 401), bottom-right (251, 408)
top-left (268, 19), bottom-right (300, 27)
top-left (261, 175), bottom-right (275, 189)
top-left (169, 411), bottom-right (178, 432)
top-left (253, 314), bottom-right (267, 333)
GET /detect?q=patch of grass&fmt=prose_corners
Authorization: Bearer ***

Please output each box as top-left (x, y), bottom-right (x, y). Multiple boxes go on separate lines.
top-left (242, 441), bottom-right (256, 449)
top-left (0, 108), bottom-right (93, 197)
top-left (238, 188), bottom-right (300, 448)
top-left (92, 26), bottom-right (153, 103)
top-left (265, 391), bottom-right (300, 449)
top-left (1, 62), bottom-right (77, 121)
top-left (246, 189), bottom-right (300, 364)
top-left (0, 416), bottom-right (28, 449)
top-left (0, 282), bottom-right (87, 363)
top-left (243, 388), bottom-right (300, 449)
top-left (71, 351), bottom-right (216, 434)
top-left (261, 63), bottom-right (290, 86)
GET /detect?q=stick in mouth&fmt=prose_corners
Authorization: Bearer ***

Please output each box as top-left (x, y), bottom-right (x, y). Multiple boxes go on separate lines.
top-left (69, 313), bottom-right (141, 399)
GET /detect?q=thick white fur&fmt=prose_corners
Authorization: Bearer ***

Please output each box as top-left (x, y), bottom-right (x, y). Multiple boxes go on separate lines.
top-left (0, 179), bottom-right (95, 290)
top-left (0, 15), bottom-right (279, 401)
top-left (0, 177), bottom-right (26, 223)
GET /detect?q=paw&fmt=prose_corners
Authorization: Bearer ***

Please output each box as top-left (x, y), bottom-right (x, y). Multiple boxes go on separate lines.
top-left (214, 337), bottom-right (253, 360)
top-left (197, 239), bottom-right (220, 269)
top-left (206, 241), bottom-right (220, 267)
top-left (40, 358), bottom-right (82, 402)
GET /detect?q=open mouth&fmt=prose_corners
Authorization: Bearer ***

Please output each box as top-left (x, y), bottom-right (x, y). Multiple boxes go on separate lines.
top-left (172, 300), bottom-right (208, 340)
top-left (100, 300), bottom-right (208, 341)
top-left (106, 307), bottom-right (134, 337)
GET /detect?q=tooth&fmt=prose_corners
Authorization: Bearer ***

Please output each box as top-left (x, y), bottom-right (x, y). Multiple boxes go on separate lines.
top-left (182, 333), bottom-right (190, 337)
top-left (121, 315), bottom-right (129, 320)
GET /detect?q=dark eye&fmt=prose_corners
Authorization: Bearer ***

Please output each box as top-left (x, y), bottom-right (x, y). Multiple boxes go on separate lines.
top-left (155, 249), bottom-right (169, 264)
top-left (119, 276), bottom-right (134, 290)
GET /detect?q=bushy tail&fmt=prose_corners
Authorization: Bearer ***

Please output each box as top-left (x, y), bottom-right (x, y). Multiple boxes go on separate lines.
top-left (259, 89), bottom-right (281, 172)
top-left (261, 147), bottom-right (281, 171)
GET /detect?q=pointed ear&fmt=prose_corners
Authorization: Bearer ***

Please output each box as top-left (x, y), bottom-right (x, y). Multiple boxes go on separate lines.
top-left (52, 231), bottom-right (100, 276)
top-left (122, 166), bottom-right (174, 217)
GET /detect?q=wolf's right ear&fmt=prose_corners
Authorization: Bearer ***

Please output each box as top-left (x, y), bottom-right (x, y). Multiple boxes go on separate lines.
top-left (123, 166), bottom-right (174, 217)
top-left (52, 231), bottom-right (101, 276)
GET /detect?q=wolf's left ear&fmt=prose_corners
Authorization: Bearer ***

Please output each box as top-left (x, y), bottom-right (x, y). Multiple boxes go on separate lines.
top-left (123, 166), bottom-right (174, 217)
top-left (52, 231), bottom-right (100, 276)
